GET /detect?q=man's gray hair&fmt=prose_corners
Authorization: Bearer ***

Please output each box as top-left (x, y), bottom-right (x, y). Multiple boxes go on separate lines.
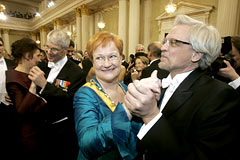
top-left (174, 15), bottom-right (221, 69)
top-left (47, 29), bottom-right (70, 49)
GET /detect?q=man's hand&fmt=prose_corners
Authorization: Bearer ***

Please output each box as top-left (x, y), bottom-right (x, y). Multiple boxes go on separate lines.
top-left (218, 60), bottom-right (240, 81)
top-left (124, 70), bottom-right (161, 124)
top-left (28, 66), bottom-right (47, 89)
top-left (5, 93), bottom-right (13, 105)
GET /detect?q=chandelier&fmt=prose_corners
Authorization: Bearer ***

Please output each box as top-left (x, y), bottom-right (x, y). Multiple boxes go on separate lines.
top-left (165, 0), bottom-right (177, 14)
top-left (97, 12), bottom-right (105, 30)
top-left (0, 4), bottom-right (6, 20)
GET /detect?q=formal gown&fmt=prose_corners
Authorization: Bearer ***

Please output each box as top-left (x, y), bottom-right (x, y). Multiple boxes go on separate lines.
top-left (74, 76), bottom-right (141, 160)
top-left (6, 69), bottom-right (46, 160)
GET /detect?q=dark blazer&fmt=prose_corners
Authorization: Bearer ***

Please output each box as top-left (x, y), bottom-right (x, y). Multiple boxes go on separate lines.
top-left (138, 68), bottom-right (239, 160)
top-left (38, 59), bottom-right (85, 160)
top-left (0, 58), bottom-right (17, 160)
top-left (122, 60), bottom-right (129, 69)
top-left (5, 58), bottom-right (16, 69)
top-left (141, 59), bottom-right (169, 79)
top-left (82, 58), bottom-right (93, 80)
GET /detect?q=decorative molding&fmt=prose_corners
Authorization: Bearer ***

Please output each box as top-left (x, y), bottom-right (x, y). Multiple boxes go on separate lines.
top-left (30, 32), bottom-right (37, 36)
top-left (101, 5), bottom-right (118, 13)
top-left (2, 29), bottom-right (9, 34)
top-left (75, 7), bottom-right (81, 17)
top-left (156, 0), bottom-right (213, 41)
top-left (40, 26), bottom-right (48, 32)
top-left (0, 0), bottom-right (119, 32)
top-left (80, 4), bottom-right (93, 15)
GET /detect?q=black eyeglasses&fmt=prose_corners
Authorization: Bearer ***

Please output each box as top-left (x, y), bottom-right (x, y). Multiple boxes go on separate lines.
top-left (162, 38), bottom-right (192, 47)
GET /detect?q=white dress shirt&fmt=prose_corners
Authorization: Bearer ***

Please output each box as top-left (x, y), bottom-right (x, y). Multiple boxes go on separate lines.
top-left (0, 57), bottom-right (9, 105)
top-left (228, 77), bottom-right (240, 89)
top-left (137, 70), bottom-right (193, 140)
top-left (47, 56), bottom-right (68, 84)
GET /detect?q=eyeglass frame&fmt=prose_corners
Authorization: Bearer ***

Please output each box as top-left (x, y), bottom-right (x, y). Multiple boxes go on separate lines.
top-left (162, 38), bottom-right (192, 47)
top-left (93, 53), bottom-right (120, 64)
top-left (44, 45), bottom-right (63, 54)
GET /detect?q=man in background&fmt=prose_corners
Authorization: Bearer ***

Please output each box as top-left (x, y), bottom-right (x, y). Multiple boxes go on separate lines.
top-left (0, 37), bottom-right (18, 159)
top-left (141, 42), bottom-right (169, 79)
top-left (28, 30), bottom-right (85, 160)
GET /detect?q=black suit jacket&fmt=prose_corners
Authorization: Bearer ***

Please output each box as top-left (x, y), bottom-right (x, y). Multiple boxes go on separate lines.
top-left (0, 58), bottom-right (17, 159)
top-left (138, 68), bottom-right (239, 160)
top-left (141, 59), bottom-right (169, 79)
top-left (38, 59), bottom-right (85, 160)
top-left (5, 58), bottom-right (16, 69)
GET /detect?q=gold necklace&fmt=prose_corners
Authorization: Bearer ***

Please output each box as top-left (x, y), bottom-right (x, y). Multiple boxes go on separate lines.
top-left (91, 79), bottom-right (126, 105)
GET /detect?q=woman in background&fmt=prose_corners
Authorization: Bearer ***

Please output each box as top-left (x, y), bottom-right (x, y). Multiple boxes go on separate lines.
top-left (131, 56), bottom-right (149, 81)
top-left (74, 31), bottom-right (141, 160)
top-left (6, 38), bottom-right (46, 160)
top-left (124, 56), bottom-right (149, 85)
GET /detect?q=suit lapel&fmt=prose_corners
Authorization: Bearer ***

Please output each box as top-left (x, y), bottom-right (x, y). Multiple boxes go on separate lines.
top-left (162, 68), bottom-right (206, 118)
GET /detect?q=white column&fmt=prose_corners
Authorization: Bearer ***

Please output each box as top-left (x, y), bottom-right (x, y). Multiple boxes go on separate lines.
top-left (118, 0), bottom-right (128, 57)
top-left (94, 12), bottom-right (100, 34)
top-left (2, 29), bottom-right (10, 54)
top-left (81, 5), bottom-right (90, 50)
top-left (143, 0), bottom-right (152, 48)
top-left (53, 19), bottom-right (57, 30)
top-left (75, 8), bottom-right (82, 50)
top-left (40, 26), bottom-right (47, 49)
top-left (89, 15), bottom-right (94, 39)
top-left (216, 0), bottom-right (239, 36)
top-left (43, 0), bottom-right (48, 11)
top-left (53, 18), bottom-right (63, 30)
top-left (31, 32), bottom-right (37, 41)
top-left (128, 0), bottom-right (140, 54)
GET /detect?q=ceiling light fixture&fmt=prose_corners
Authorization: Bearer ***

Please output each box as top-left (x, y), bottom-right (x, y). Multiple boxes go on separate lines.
top-left (35, 12), bottom-right (41, 17)
top-left (97, 12), bottom-right (105, 30)
top-left (36, 40), bottom-right (40, 44)
top-left (0, 4), bottom-right (7, 20)
top-left (165, 0), bottom-right (177, 14)
top-left (47, 1), bottom-right (55, 8)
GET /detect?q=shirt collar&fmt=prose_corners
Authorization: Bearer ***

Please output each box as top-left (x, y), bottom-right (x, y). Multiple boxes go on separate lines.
top-left (149, 58), bottom-right (160, 65)
top-left (0, 57), bottom-right (4, 64)
top-left (162, 70), bottom-right (193, 88)
top-left (48, 56), bottom-right (67, 69)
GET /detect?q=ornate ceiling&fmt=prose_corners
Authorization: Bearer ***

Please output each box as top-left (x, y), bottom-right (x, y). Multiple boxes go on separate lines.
top-left (2, 0), bottom-right (43, 8)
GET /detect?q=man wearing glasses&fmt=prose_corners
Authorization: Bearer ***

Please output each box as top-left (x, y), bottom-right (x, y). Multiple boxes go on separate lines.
top-left (28, 30), bottom-right (85, 160)
top-left (124, 15), bottom-right (239, 159)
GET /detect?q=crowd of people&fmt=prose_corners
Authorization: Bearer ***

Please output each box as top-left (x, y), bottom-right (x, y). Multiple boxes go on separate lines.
top-left (0, 14), bottom-right (239, 160)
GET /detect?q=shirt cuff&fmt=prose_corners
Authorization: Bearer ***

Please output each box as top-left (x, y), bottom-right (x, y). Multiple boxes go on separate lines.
top-left (228, 77), bottom-right (240, 89)
top-left (137, 112), bottom-right (162, 140)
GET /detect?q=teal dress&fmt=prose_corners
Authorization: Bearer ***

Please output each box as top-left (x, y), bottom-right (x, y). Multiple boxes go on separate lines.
top-left (73, 77), bottom-right (141, 160)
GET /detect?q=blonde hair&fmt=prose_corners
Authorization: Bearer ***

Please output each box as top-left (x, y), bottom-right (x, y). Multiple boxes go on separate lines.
top-left (135, 56), bottom-right (149, 66)
top-left (86, 31), bottom-right (123, 61)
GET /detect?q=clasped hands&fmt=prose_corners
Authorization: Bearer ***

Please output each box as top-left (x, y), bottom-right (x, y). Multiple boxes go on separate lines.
top-left (123, 70), bottom-right (162, 124)
top-left (28, 66), bottom-right (47, 89)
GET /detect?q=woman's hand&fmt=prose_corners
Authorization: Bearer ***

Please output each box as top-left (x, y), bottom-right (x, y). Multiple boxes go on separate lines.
top-left (29, 82), bottom-right (37, 94)
top-left (131, 68), bottom-right (139, 81)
